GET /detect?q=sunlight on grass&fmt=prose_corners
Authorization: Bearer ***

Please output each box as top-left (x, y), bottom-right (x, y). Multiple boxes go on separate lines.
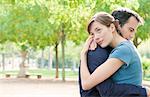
top-left (0, 69), bottom-right (149, 81)
top-left (0, 69), bottom-right (78, 79)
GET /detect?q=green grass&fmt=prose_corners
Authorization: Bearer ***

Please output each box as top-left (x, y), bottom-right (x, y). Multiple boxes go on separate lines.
top-left (0, 69), bottom-right (149, 81)
top-left (144, 77), bottom-right (150, 81)
top-left (143, 71), bottom-right (150, 81)
top-left (0, 69), bottom-right (78, 78)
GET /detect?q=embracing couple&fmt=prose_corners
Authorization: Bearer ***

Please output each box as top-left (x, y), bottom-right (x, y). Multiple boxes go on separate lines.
top-left (79, 7), bottom-right (150, 97)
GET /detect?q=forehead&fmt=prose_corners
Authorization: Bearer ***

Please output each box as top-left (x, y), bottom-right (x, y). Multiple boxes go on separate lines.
top-left (124, 16), bottom-right (139, 29)
top-left (89, 21), bottom-right (105, 33)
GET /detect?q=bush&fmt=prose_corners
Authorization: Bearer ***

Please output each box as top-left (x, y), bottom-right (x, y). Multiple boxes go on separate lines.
top-left (142, 58), bottom-right (150, 77)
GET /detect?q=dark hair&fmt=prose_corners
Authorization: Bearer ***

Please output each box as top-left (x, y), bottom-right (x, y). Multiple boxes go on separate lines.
top-left (87, 12), bottom-right (115, 34)
top-left (111, 8), bottom-right (144, 27)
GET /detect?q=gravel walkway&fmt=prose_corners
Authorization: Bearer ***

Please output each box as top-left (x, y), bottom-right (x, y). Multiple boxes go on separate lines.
top-left (0, 78), bottom-right (80, 97)
top-left (0, 78), bottom-right (149, 97)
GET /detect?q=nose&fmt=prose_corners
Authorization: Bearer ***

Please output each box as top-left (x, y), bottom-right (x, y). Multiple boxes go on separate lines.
top-left (130, 33), bottom-right (135, 39)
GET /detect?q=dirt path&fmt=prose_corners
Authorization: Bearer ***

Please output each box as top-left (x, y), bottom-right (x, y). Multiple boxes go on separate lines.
top-left (0, 78), bottom-right (80, 97)
top-left (0, 78), bottom-right (149, 97)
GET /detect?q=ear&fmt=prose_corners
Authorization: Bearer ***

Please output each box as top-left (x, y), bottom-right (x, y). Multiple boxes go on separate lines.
top-left (116, 20), bottom-right (122, 31)
top-left (113, 20), bottom-right (121, 31)
top-left (110, 23), bottom-right (116, 32)
top-left (117, 24), bottom-right (121, 31)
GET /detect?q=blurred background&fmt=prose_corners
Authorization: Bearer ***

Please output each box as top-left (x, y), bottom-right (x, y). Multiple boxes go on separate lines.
top-left (0, 0), bottom-right (150, 81)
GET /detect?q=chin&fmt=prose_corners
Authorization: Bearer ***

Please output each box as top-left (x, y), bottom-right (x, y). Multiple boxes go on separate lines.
top-left (100, 44), bottom-right (107, 48)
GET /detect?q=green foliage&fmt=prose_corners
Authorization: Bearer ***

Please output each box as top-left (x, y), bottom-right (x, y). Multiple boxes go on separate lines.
top-left (136, 0), bottom-right (150, 41)
top-left (1, 0), bottom-right (150, 48)
top-left (143, 61), bottom-right (149, 71)
top-left (138, 39), bottom-right (150, 58)
top-left (142, 58), bottom-right (150, 77)
top-left (0, 1), bottom-right (52, 51)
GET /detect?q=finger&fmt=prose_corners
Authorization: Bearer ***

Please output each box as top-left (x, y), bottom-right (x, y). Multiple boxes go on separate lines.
top-left (88, 37), bottom-right (94, 45)
top-left (89, 35), bottom-right (94, 39)
top-left (89, 39), bottom-right (94, 50)
top-left (86, 36), bottom-right (93, 44)
top-left (89, 40), bottom-right (97, 50)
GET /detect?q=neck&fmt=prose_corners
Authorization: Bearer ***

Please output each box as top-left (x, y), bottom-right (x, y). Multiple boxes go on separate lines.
top-left (110, 32), bottom-right (126, 48)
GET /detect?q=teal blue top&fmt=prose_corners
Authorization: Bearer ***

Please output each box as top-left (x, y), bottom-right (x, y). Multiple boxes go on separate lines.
top-left (109, 41), bottom-right (142, 86)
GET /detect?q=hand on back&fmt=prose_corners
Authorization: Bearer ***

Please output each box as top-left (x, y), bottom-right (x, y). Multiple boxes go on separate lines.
top-left (81, 36), bottom-right (94, 55)
top-left (89, 40), bottom-right (97, 51)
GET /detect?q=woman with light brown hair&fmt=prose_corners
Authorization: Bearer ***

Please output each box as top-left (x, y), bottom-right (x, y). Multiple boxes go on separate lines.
top-left (80, 12), bottom-right (150, 97)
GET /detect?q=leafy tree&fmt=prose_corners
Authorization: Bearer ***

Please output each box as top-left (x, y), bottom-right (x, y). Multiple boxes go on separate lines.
top-left (0, 0), bottom-right (51, 77)
top-left (133, 0), bottom-right (150, 47)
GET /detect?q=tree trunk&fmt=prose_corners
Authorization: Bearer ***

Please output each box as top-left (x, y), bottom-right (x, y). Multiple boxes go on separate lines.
top-left (2, 53), bottom-right (5, 71)
top-left (48, 46), bottom-right (53, 71)
top-left (55, 43), bottom-right (59, 78)
top-left (61, 24), bottom-right (65, 81)
top-left (17, 51), bottom-right (28, 78)
top-left (48, 46), bottom-right (50, 70)
top-left (133, 34), bottom-right (142, 48)
top-left (143, 71), bottom-right (146, 77)
top-left (27, 53), bottom-right (30, 65)
top-left (12, 55), bottom-right (15, 69)
top-left (41, 49), bottom-right (45, 68)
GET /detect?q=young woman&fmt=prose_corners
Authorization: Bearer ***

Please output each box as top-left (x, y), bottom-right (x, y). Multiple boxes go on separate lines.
top-left (80, 12), bottom-right (150, 97)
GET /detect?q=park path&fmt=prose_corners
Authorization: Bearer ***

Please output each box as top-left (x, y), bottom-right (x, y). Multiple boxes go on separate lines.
top-left (0, 78), bottom-right (149, 97)
top-left (0, 78), bottom-right (80, 97)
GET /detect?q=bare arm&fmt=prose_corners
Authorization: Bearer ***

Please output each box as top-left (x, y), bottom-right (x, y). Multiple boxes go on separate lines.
top-left (80, 36), bottom-right (124, 90)
top-left (80, 52), bottom-right (124, 90)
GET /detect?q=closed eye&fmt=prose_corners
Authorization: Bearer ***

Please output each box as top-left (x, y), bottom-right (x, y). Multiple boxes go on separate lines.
top-left (129, 28), bottom-right (134, 32)
top-left (96, 28), bottom-right (101, 33)
top-left (130, 29), bottom-right (134, 32)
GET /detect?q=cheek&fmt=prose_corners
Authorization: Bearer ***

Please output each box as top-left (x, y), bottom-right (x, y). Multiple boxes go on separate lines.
top-left (104, 33), bottom-right (111, 42)
top-left (120, 27), bottom-right (127, 33)
top-left (121, 30), bottom-right (128, 37)
top-left (94, 33), bottom-right (101, 39)
top-left (109, 35), bottom-right (113, 41)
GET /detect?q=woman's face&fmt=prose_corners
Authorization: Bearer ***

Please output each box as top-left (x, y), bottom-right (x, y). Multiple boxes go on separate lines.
top-left (90, 21), bottom-right (114, 48)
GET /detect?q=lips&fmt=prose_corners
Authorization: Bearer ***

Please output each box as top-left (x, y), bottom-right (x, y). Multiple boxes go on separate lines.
top-left (126, 37), bottom-right (132, 40)
top-left (97, 40), bottom-right (103, 45)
